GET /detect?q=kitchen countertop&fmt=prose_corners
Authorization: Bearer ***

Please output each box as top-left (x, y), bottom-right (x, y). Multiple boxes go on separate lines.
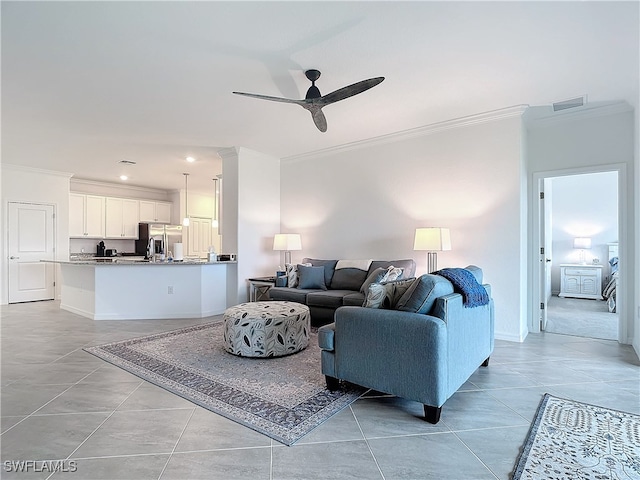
top-left (43, 259), bottom-right (237, 265)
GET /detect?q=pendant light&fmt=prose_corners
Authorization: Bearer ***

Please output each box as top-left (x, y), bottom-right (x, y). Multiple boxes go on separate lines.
top-left (182, 173), bottom-right (190, 227)
top-left (212, 177), bottom-right (219, 230)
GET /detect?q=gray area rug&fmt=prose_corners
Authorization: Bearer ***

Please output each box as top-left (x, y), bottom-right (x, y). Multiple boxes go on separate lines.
top-left (545, 295), bottom-right (618, 341)
top-left (84, 321), bottom-right (366, 446)
top-left (513, 393), bottom-right (640, 479)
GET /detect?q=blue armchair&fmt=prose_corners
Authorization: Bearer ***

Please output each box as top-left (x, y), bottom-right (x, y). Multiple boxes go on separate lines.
top-left (317, 266), bottom-right (494, 423)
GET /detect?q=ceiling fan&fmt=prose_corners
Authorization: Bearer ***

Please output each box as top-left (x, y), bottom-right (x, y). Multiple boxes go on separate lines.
top-left (233, 69), bottom-right (384, 132)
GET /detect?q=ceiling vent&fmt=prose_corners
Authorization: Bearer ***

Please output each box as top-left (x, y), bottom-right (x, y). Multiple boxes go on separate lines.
top-left (552, 95), bottom-right (587, 112)
top-left (119, 160), bottom-right (137, 165)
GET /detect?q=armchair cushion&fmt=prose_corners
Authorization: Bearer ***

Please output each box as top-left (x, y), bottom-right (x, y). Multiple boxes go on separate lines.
top-left (395, 274), bottom-right (454, 314)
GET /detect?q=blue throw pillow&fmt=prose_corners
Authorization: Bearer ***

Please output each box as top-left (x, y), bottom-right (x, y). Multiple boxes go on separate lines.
top-left (296, 265), bottom-right (327, 290)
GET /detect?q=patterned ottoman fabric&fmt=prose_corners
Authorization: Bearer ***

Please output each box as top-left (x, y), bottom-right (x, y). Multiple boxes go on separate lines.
top-left (222, 301), bottom-right (311, 357)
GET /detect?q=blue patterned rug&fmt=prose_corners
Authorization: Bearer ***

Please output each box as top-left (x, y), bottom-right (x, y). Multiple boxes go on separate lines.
top-left (84, 321), bottom-right (365, 446)
top-left (513, 393), bottom-right (640, 479)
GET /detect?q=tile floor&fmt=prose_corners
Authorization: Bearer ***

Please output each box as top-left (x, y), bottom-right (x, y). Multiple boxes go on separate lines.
top-left (1, 300), bottom-right (639, 480)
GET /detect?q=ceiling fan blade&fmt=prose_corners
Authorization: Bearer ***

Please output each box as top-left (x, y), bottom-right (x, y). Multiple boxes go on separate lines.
top-left (318, 77), bottom-right (384, 105)
top-left (232, 91), bottom-right (303, 105)
top-left (307, 106), bottom-right (327, 132)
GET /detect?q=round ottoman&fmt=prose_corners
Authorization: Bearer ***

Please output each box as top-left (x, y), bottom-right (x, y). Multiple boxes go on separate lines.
top-left (222, 301), bottom-right (310, 357)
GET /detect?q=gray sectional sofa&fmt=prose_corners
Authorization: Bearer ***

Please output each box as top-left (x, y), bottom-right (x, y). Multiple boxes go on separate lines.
top-left (268, 258), bottom-right (416, 325)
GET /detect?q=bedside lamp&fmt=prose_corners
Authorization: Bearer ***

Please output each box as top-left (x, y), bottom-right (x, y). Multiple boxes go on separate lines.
top-left (273, 233), bottom-right (302, 266)
top-left (414, 227), bottom-right (451, 273)
top-left (573, 237), bottom-right (591, 264)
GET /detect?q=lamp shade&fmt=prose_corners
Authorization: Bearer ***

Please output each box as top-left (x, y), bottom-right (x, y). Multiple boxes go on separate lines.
top-left (414, 228), bottom-right (452, 251)
top-left (573, 237), bottom-right (592, 249)
top-left (273, 234), bottom-right (302, 251)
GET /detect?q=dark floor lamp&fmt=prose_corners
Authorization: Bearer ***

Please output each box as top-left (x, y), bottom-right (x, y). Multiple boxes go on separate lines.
top-left (414, 227), bottom-right (452, 273)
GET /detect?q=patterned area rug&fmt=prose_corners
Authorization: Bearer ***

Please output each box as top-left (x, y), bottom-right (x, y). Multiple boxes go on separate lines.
top-left (84, 321), bottom-right (365, 446)
top-left (513, 393), bottom-right (640, 479)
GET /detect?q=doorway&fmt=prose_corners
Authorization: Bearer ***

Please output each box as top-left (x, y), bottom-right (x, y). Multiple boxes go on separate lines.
top-left (7, 202), bottom-right (56, 303)
top-left (534, 169), bottom-right (621, 341)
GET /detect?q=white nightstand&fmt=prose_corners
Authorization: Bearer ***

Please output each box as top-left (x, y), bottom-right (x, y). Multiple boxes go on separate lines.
top-left (558, 264), bottom-right (603, 300)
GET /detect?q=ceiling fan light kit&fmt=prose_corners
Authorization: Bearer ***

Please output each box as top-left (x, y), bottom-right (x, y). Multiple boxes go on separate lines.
top-left (233, 69), bottom-right (384, 132)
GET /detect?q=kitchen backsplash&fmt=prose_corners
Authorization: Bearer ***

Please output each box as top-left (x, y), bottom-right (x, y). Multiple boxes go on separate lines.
top-left (70, 238), bottom-right (136, 256)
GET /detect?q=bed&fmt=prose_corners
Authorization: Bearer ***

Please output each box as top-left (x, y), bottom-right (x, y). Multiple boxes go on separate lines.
top-left (602, 243), bottom-right (618, 313)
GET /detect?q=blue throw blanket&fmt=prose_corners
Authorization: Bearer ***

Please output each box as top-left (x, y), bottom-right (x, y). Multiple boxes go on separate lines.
top-left (435, 268), bottom-right (490, 308)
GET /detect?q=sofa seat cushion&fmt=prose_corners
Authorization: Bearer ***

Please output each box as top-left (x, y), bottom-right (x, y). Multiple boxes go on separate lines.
top-left (268, 287), bottom-right (323, 304)
top-left (307, 290), bottom-right (357, 309)
top-left (395, 274), bottom-right (454, 314)
top-left (343, 292), bottom-right (366, 306)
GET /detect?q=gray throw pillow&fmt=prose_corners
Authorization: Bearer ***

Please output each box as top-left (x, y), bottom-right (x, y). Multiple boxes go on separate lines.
top-left (360, 267), bottom-right (387, 293)
top-left (296, 265), bottom-right (327, 290)
top-left (363, 278), bottom-right (415, 309)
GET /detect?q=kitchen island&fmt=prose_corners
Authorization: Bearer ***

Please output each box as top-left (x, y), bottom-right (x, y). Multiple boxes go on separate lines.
top-left (45, 260), bottom-right (236, 320)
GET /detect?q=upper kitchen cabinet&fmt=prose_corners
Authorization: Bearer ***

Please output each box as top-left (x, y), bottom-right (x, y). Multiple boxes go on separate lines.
top-left (70, 193), bottom-right (105, 238)
top-left (105, 197), bottom-right (139, 239)
top-left (139, 200), bottom-right (172, 224)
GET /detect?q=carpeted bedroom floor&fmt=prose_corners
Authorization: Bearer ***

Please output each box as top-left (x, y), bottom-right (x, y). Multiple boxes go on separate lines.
top-left (545, 295), bottom-right (618, 340)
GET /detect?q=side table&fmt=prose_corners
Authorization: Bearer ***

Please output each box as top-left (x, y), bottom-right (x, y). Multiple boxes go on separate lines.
top-left (558, 264), bottom-right (603, 300)
top-left (247, 276), bottom-right (276, 302)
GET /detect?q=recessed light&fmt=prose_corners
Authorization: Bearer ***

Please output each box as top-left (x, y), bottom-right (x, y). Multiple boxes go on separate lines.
top-left (186, 156), bottom-right (196, 163)
top-left (120, 175), bottom-right (128, 181)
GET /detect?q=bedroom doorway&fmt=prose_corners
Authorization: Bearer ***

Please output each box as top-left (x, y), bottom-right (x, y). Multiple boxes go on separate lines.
top-left (535, 168), bottom-right (621, 341)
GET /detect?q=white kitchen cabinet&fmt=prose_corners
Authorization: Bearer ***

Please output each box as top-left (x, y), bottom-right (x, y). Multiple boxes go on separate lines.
top-left (559, 264), bottom-right (603, 300)
top-left (187, 217), bottom-right (212, 258)
top-left (70, 193), bottom-right (105, 238)
top-left (139, 200), bottom-right (172, 223)
top-left (105, 197), bottom-right (139, 239)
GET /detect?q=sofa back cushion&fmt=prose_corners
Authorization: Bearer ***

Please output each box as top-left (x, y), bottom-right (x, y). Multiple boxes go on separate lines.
top-left (331, 260), bottom-right (372, 290)
top-left (302, 258), bottom-right (338, 287)
top-left (368, 259), bottom-right (416, 279)
top-left (395, 274), bottom-right (454, 314)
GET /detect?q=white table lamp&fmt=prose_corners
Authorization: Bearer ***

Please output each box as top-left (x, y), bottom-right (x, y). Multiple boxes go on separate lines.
top-left (573, 237), bottom-right (591, 264)
top-left (414, 227), bottom-right (451, 273)
top-left (273, 233), bottom-right (302, 266)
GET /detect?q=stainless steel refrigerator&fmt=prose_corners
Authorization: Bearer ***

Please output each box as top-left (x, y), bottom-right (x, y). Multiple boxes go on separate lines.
top-left (135, 223), bottom-right (183, 258)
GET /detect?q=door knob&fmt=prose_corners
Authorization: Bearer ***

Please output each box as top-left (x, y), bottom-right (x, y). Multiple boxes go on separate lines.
top-left (9, 256), bottom-right (19, 259)
top-left (546, 259), bottom-right (551, 263)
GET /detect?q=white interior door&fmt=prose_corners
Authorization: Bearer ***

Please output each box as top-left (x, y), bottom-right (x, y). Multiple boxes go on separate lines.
top-left (539, 178), bottom-right (553, 331)
top-left (8, 202), bottom-right (56, 303)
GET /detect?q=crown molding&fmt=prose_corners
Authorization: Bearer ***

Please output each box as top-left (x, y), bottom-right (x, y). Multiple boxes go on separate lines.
top-left (524, 101), bottom-right (633, 127)
top-left (70, 177), bottom-right (171, 196)
top-left (1, 163), bottom-right (74, 178)
top-left (283, 105), bottom-right (528, 162)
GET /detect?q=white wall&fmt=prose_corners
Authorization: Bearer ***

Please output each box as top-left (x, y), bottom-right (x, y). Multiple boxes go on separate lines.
top-left (281, 109), bottom-right (527, 342)
top-left (549, 171), bottom-right (618, 293)
top-left (526, 105), bottom-right (636, 345)
top-left (1, 165), bottom-right (72, 303)
top-left (222, 147), bottom-right (281, 304)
